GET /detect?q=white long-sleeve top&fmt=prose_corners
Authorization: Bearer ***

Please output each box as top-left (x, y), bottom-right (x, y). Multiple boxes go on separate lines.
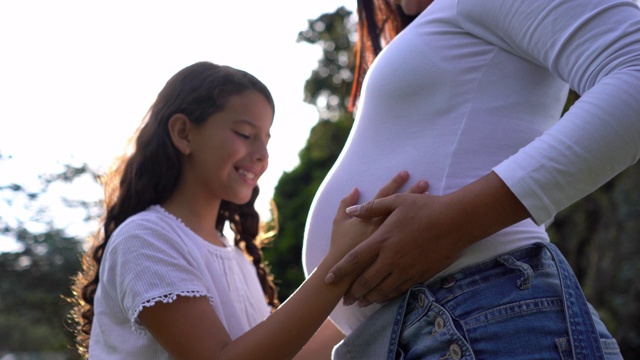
top-left (303, 0), bottom-right (640, 334)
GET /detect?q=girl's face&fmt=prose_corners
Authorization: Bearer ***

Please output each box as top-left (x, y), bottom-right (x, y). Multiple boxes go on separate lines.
top-left (186, 90), bottom-right (273, 205)
top-left (394, 0), bottom-right (432, 15)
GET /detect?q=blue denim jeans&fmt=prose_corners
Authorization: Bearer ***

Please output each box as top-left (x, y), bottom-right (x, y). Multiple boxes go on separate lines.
top-left (333, 242), bottom-right (622, 359)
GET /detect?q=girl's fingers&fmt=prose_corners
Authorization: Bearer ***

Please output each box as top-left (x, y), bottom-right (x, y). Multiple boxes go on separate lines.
top-left (334, 188), bottom-right (360, 221)
top-left (372, 171), bottom-right (410, 200)
top-left (406, 180), bottom-right (429, 194)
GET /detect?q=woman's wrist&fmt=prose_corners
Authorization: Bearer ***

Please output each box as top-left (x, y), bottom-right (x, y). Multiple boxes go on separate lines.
top-left (448, 171), bottom-right (531, 246)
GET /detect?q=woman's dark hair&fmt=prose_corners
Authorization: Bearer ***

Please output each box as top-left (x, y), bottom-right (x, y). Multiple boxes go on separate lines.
top-left (69, 61), bottom-right (279, 357)
top-left (349, 0), bottom-right (418, 111)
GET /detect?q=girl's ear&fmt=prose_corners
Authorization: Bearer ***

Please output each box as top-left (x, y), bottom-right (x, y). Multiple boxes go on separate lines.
top-left (168, 114), bottom-right (193, 156)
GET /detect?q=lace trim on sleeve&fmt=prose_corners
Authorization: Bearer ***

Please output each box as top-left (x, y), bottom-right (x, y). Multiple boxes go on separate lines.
top-left (131, 290), bottom-right (215, 335)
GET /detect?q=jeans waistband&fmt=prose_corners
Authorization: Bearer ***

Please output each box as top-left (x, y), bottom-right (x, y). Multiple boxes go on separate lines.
top-left (423, 243), bottom-right (557, 303)
top-left (394, 242), bottom-right (605, 359)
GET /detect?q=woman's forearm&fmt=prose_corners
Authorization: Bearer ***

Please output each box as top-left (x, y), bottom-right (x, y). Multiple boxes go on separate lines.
top-left (445, 171), bottom-right (532, 248)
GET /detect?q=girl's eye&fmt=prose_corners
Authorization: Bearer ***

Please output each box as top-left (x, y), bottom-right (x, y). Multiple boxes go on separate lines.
top-left (234, 131), bottom-right (250, 140)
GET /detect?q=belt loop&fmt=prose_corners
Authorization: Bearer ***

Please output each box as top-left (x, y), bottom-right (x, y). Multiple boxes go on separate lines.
top-left (497, 254), bottom-right (534, 290)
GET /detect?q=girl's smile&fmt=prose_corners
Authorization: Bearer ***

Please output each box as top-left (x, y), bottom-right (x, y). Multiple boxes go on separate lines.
top-left (185, 89), bottom-right (273, 206)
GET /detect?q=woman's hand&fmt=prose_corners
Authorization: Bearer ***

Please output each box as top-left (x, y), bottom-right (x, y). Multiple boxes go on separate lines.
top-left (326, 171), bottom-right (429, 279)
top-left (326, 171), bottom-right (531, 307)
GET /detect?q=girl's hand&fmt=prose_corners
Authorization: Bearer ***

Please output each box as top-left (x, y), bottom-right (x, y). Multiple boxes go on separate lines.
top-left (326, 171), bottom-right (429, 280)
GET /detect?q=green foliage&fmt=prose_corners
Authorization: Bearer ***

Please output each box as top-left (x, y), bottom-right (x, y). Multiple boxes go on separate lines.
top-left (297, 6), bottom-right (355, 121)
top-left (267, 114), bottom-right (353, 299)
top-left (0, 228), bottom-right (84, 357)
top-left (265, 7), bottom-right (357, 301)
top-left (0, 158), bottom-right (96, 357)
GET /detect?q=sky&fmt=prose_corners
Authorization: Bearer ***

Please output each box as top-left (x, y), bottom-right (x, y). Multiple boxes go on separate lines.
top-left (0, 0), bottom-right (355, 252)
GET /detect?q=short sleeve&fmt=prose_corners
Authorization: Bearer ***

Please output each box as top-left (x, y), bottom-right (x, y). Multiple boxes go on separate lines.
top-left (101, 216), bottom-right (212, 333)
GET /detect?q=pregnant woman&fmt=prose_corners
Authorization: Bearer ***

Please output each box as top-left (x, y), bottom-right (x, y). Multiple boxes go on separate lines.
top-left (302, 0), bottom-right (639, 358)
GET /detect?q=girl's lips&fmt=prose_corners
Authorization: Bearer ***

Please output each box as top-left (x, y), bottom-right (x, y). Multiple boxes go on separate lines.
top-left (237, 168), bottom-right (257, 180)
top-left (236, 167), bottom-right (260, 185)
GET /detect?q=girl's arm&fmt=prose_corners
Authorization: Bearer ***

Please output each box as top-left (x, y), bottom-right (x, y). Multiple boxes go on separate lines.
top-left (292, 319), bottom-right (345, 360)
top-left (138, 171), bottom-right (428, 360)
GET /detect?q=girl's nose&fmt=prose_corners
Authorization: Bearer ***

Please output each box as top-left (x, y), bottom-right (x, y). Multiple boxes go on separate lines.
top-left (253, 141), bottom-right (269, 163)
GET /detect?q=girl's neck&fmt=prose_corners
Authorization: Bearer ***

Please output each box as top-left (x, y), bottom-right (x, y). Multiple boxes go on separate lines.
top-left (161, 191), bottom-right (224, 247)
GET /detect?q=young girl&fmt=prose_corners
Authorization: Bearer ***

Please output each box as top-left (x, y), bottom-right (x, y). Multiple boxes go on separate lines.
top-left (69, 61), bottom-right (427, 359)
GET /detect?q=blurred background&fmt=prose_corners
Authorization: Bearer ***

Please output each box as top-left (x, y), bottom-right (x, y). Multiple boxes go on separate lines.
top-left (1, 3), bottom-right (638, 359)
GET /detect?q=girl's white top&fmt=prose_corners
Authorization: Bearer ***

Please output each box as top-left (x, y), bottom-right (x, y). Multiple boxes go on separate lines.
top-left (89, 205), bottom-right (271, 359)
top-left (303, 0), bottom-right (640, 334)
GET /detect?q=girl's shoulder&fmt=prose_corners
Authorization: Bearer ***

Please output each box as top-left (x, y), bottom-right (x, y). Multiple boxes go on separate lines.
top-left (108, 205), bottom-right (189, 251)
top-left (114, 205), bottom-right (179, 233)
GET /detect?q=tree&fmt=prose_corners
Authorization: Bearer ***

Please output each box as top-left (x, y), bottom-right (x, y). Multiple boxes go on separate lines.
top-left (268, 115), bottom-right (353, 298)
top-left (0, 154), bottom-right (99, 358)
top-left (0, 228), bottom-right (82, 357)
top-left (299, 7), bottom-right (356, 120)
top-left (265, 7), bottom-right (356, 299)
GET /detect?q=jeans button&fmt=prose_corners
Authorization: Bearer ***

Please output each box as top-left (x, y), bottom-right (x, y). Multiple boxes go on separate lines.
top-left (449, 343), bottom-right (462, 360)
top-left (434, 317), bottom-right (445, 332)
top-left (441, 275), bottom-right (456, 288)
top-left (418, 293), bottom-right (426, 307)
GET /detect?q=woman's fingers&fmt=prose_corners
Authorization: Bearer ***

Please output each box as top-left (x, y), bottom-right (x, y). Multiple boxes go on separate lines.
top-left (353, 274), bottom-right (415, 307)
top-left (327, 174), bottom-right (429, 286)
top-left (346, 176), bottom-right (428, 219)
top-left (325, 235), bottom-right (383, 285)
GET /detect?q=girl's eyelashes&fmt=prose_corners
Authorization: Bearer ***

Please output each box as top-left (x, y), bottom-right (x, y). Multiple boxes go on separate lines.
top-left (234, 131), bottom-right (251, 140)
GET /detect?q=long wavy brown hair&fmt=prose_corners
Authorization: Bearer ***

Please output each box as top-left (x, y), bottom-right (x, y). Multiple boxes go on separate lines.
top-left (349, 0), bottom-right (418, 111)
top-left (69, 61), bottom-right (280, 357)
